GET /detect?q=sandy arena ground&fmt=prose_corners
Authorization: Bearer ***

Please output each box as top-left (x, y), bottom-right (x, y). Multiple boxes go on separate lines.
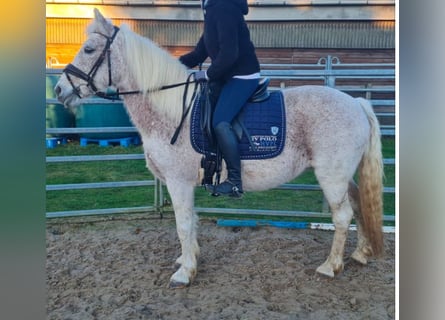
top-left (47, 215), bottom-right (395, 319)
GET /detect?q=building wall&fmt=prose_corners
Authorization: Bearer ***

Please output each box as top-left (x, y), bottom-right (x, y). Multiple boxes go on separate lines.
top-left (45, 1), bottom-right (395, 66)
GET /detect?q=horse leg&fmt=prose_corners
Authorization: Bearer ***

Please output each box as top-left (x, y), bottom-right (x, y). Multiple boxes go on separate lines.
top-left (348, 181), bottom-right (372, 265)
top-left (165, 180), bottom-right (200, 288)
top-left (315, 179), bottom-right (354, 278)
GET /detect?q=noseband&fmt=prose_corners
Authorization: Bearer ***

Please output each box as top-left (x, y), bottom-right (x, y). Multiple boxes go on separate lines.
top-left (63, 26), bottom-right (120, 99)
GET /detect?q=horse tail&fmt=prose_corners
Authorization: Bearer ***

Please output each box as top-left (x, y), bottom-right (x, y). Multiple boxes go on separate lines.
top-left (356, 98), bottom-right (384, 256)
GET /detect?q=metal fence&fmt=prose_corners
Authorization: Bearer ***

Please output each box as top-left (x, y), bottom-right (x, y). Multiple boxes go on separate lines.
top-left (46, 56), bottom-right (395, 223)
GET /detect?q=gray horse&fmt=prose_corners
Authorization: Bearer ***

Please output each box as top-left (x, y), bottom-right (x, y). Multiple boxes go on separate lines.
top-left (55, 9), bottom-right (384, 288)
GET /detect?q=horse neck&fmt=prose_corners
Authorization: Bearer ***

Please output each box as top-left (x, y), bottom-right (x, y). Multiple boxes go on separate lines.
top-left (115, 27), bottom-right (192, 139)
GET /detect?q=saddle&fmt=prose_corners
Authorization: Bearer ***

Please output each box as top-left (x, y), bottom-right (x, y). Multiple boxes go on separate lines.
top-left (199, 77), bottom-right (271, 148)
top-left (190, 77), bottom-right (286, 186)
top-left (249, 77), bottom-right (271, 103)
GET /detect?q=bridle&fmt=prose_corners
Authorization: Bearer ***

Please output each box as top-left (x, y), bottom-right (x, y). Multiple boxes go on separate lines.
top-left (64, 26), bottom-right (120, 99)
top-left (63, 25), bottom-right (195, 100)
top-left (62, 24), bottom-right (200, 144)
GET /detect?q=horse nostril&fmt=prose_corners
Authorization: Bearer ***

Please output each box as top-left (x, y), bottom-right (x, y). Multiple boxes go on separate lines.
top-left (54, 85), bottom-right (61, 97)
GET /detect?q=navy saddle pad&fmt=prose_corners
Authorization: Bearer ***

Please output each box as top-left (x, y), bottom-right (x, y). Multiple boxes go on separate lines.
top-left (190, 91), bottom-right (286, 160)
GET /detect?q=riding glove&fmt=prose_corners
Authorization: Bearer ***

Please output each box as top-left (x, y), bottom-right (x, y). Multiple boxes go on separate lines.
top-left (194, 70), bottom-right (208, 83)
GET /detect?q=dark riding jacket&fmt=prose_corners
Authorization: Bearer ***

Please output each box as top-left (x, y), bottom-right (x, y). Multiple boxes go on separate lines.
top-left (179, 0), bottom-right (260, 82)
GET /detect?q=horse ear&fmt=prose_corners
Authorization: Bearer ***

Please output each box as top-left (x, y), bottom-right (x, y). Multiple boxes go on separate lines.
top-left (93, 8), bottom-right (114, 35)
top-left (93, 8), bottom-right (106, 23)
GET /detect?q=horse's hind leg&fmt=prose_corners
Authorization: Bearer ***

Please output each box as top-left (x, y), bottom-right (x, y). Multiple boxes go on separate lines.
top-left (315, 177), bottom-right (354, 277)
top-left (348, 181), bottom-right (372, 265)
top-left (165, 180), bottom-right (200, 288)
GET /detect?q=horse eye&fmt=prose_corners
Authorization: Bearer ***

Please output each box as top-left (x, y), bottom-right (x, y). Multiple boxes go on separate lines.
top-left (84, 46), bottom-right (95, 54)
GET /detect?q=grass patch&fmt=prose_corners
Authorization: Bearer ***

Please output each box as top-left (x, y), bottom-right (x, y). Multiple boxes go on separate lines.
top-left (46, 138), bottom-right (395, 223)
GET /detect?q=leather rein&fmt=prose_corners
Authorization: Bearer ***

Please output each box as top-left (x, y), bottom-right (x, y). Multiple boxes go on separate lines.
top-left (62, 25), bottom-right (200, 145)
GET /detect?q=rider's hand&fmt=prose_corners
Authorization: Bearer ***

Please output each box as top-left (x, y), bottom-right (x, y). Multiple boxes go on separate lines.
top-left (194, 70), bottom-right (208, 83)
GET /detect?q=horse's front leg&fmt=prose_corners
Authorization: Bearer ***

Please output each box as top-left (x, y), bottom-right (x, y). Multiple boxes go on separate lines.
top-left (165, 180), bottom-right (199, 288)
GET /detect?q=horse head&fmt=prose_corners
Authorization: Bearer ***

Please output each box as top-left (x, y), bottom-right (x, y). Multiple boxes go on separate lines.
top-left (55, 9), bottom-right (121, 107)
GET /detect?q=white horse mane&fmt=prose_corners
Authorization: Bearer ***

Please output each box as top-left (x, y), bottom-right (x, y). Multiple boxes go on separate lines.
top-left (119, 24), bottom-right (190, 121)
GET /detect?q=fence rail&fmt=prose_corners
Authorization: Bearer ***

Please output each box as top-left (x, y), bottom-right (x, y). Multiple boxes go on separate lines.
top-left (46, 57), bottom-right (396, 221)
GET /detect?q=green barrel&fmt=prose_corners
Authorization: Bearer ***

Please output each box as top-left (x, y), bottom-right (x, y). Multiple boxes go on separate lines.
top-left (46, 74), bottom-right (75, 137)
top-left (75, 99), bottom-right (135, 140)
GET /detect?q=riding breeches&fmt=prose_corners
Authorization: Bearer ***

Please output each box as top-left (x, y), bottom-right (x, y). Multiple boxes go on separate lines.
top-left (211, 77), bottom-right (259, 129)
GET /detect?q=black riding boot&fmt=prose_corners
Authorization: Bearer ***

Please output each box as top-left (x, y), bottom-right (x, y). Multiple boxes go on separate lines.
top-left (212, 121), bottom-right (243, 198)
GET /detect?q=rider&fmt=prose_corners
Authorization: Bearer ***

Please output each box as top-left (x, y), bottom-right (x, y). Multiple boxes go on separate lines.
top-left (179, 0), bottom-right (260, 197)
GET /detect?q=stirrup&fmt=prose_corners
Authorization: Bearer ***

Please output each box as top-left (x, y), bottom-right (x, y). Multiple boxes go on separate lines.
top-left (210, 180), bottom-right (243, 198)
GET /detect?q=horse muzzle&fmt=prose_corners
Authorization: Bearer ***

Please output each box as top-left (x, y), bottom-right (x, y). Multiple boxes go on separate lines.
top-left (54, 81), bottom-right (82, 108)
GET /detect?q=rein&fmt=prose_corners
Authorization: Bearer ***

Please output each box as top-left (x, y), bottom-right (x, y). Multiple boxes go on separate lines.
top-left (170, 72), bottom-right (200, 145)
top-left (62, 24), bottom-right (200, 145)
top-left (93, 80), bottom-right (195, 101)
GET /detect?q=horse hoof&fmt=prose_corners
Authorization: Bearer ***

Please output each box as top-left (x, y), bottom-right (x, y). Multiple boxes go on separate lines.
top-left (351, 251), bottom-right (368, 265)
top-left (315, 265), bottom-right (335, 278)
top-left (168, 280), bottom-right (189, 289)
